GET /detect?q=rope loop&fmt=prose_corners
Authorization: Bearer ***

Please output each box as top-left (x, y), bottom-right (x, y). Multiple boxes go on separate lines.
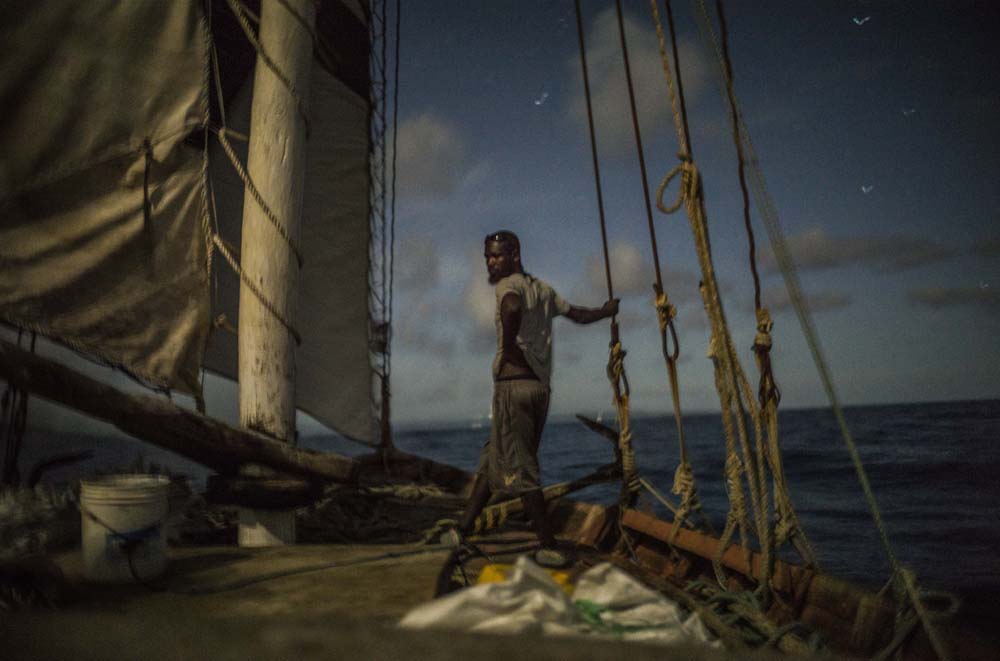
top-left (655, 158), bottom-right (701, 215)
top-left (653, 284), bottom-right (677, 334)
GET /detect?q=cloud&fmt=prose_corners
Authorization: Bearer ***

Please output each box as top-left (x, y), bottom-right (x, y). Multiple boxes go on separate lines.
top-left (395, 299), bottom-right (456, 358)
top-left (462, 271), bottom-right (496, 351)
top-left (394, 112), bottom-right (466, 196)
top-left (567, 7), bottom-right (708, 152)
top-left (394, 238), bottom-right (440, 290)
top-left (908, 287), bottom-right (1000, 314)
top-left (762, 287), bottom-right (852, 315)
top-left (584, 241), bottom-right (701, 303)
top-left (760, 226), bottom-right (954, 274)
top-left (971, 237), bottom-right (1000, 258)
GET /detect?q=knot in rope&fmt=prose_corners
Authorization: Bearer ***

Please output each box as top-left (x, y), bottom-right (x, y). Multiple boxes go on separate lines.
top-left (773, 513), bottom-right (795, 546)
top-left (653, 286), bottom-right (677, 333)
top-left (753, 307), bottom-right (773, 352)
top-left (655, 158), bottom-right (701, 215)
top-left (606, 340), bottom-right (628, 385)
top-left (672, 461), bottom-right (695, 496)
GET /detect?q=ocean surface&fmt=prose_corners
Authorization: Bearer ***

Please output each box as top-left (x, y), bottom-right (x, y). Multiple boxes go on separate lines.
top-left (18, 399), bottom-right (1000, 610)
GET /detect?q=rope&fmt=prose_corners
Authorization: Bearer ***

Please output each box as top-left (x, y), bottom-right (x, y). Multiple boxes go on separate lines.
top-left (386, 0), bottom-right (401, 411)
top-left (212, 234), bottom-right (302, 346)
top-left (215, 128), bottom-right (304, 268)
top-left (1, 331), bottom-right (34, 486)
top-left (708, 0), bottom-right (815, 570)
top-left (648, 0), bottom-right (776, 597)
top-left (573, 0), bottom-right (638, 507)
top-left (680, 1), bottom-right (947, 653)
top-left (225, 0), bottom-right (311, 137)
top-left (614, 0), bottom-right (702, 532)
top-left (898, 568), bottom-right (953, 661)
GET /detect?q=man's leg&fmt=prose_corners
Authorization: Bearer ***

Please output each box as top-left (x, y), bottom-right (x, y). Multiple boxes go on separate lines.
top-left (521, 487), bottom-right (555, 548)
top-left (459, 472), bottom-right (492, 535)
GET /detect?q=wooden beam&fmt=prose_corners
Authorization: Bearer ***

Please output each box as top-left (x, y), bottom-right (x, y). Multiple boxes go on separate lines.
top-left (0, 339), bottom-right (358, 484)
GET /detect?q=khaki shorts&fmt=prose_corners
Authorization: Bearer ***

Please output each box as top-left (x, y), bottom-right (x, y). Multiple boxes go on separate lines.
top-left (475, 379), bottom-right (550, 496)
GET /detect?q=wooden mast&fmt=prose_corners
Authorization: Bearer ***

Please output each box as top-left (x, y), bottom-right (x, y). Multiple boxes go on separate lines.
top-left (237, 0), bottom-right (316, 546)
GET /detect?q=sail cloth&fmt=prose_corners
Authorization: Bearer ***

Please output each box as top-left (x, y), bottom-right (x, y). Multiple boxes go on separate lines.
top-left (0, 1), bottom-right (211, 393)
top-left (202, 1), bottom-right (375, 443)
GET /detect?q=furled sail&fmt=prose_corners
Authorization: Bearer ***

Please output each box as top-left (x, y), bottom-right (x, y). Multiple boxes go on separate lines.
top-left (202, 0), bottom-right (376, 443)
top-left (0, 1), bottom-right (212, 394)
top-left (1, 0), bottom-right (378, 443)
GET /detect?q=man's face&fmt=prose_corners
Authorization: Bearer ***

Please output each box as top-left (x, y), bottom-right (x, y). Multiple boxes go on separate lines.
top-left (485, 240), bottom-right (516, 284)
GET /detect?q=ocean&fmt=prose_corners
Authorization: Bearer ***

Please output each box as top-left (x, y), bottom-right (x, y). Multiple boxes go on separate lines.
top-left (17, 399), bottom-right (1000, 612)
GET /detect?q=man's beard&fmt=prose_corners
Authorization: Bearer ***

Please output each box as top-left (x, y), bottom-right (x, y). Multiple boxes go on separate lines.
top-left (488, 271), bottom-right (501, 284)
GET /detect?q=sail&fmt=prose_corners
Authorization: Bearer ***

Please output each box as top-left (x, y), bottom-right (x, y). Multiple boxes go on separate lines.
top-left (0, 1), bottom-right (211, 393)
top-left (202, 0), bottom-right (375, 443)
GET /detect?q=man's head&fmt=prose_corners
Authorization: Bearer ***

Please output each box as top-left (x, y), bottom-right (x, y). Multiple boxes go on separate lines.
top-left (484, 230), bottom-right (522, 284)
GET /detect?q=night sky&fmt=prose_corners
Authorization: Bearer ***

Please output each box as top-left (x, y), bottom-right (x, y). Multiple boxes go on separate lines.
top-left (385, 0), bottom-right (1000, 427)
top-left (16, 1), bottom-right (999, 435)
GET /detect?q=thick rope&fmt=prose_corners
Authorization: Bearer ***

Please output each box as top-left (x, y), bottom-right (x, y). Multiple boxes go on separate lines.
top-left (649, 1), bottom-right (776, 596)
top-left (687, 2), bottom-right (950, 654)
top-left (614, 0), bottom-right (703, 531)
top-left (573, 0), bottom-right (638, 506)
top-left (225, 0), bottom-right (311, 137)
top-left (212, 234), bottom-right (302, 346)
top-left (215, 128), bottom-right (304, 268)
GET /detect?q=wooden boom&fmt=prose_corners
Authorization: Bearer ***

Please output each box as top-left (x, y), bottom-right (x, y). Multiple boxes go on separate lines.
top-left (0, 339), bottom-right (357, 484)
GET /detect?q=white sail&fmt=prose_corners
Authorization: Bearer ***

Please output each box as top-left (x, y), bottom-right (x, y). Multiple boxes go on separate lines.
top-left (0, 1), bottom-right (211, 393)
top-left (200, 0), bottom-right (376, 443)
top-left (1, 0), bottom-right (377, 442)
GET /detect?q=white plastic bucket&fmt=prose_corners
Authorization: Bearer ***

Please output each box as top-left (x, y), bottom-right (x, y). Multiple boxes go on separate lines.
top-left (80, 474), bottom-right (170, 583)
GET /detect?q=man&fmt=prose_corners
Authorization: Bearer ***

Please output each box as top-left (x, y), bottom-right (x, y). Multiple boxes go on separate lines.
top-left (455, 230), bottom-right (618, 567)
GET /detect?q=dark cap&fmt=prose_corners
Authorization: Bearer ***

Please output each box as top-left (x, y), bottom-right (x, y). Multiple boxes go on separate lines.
top-left (484, 230), bottom-right (520, 253)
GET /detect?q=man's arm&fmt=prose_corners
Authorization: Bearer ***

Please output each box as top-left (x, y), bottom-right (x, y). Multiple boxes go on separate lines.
top-left (564, 298), bottom-right (619, 325)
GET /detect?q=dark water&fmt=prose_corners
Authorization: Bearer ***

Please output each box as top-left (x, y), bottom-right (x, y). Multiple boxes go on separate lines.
top-left (391, 399), bottom-right (1000, 606)
top-left (19, 400), bottom-right (1000, 609)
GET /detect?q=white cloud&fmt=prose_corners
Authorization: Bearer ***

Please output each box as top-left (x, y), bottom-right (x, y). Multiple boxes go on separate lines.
top-left (908, 287), bottom-right (999, 314)
top-left (584, 241), bottom-right (702, 305)
top-left (462, 269), bottom-right (496, 350)
top-left (395, 112), bottom-right (466, 196)
top-left (586, 241), bottom-right (650, 297)
top-left (567, 7), bottom-right (708, 152)
top-left (762, 286), bottom-right (851, 315)
top-left (761, 226), bottom-right (954, 274)
top-left (394, 238), bottom-right (440, 290)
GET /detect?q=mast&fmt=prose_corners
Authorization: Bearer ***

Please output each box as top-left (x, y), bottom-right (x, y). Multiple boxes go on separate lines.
top-left (237, 0), bottom-right (316, 547)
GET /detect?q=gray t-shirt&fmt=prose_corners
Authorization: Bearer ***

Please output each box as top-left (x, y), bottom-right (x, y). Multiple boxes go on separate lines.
top-left (492, 273), bottom-right (571, 386)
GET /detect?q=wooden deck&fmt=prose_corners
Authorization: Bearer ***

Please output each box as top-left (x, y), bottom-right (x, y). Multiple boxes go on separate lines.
top-left (2, 542), bottom-right (767, 660)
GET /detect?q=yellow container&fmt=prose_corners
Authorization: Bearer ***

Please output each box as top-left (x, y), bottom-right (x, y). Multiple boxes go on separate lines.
top-left (477, 563), bottom-right (574, 595)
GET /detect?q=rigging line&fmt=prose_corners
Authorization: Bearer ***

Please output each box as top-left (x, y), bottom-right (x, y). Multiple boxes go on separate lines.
top-left (379, 0), bottom-right (390, 329)
top-left (214, 127), bottom-right (305, 268)
top-left (689, 0), bottom-right (903, 574)
top-left (663, 0), bottom-right (694, 159)
top-left (225, 0), bottom-right (312, 137)
top-left (573, 0), bottom-right (614, 303)
top-left (388, 0), bottom-right (401, 374)
top-left (616, 0), bottom-right (691, 447)
top-left (614, 0), bottom-right (663, 289)
top-left (212, 234), bottom-right (303, 346)
top-left (713, 0), bottom-right (761, 312)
